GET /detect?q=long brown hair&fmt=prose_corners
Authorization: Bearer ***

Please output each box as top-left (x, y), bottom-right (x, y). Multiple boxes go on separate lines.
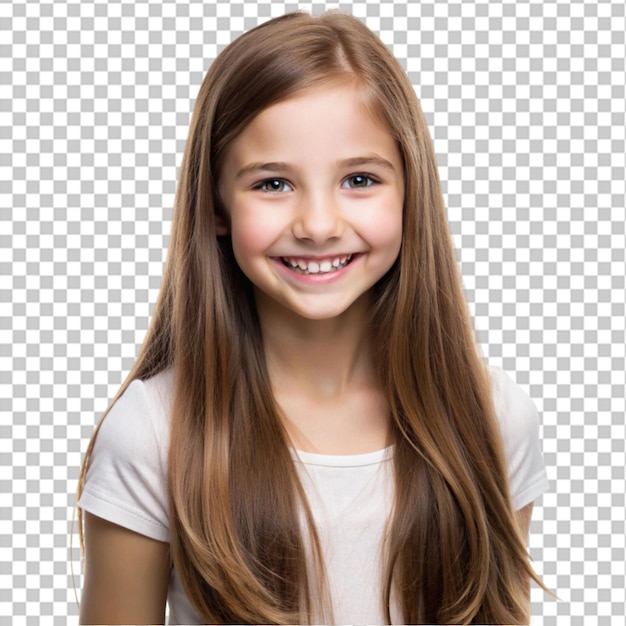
top-left (78, 11), bottom-right (544, 624)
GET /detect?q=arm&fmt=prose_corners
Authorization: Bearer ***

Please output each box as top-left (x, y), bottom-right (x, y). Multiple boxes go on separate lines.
top-left (79, 512), bottom-right (170, 625)
top-left (516, 501), bottom-right (534, 540)
top-left (516, 501), bottom-right (535, 611)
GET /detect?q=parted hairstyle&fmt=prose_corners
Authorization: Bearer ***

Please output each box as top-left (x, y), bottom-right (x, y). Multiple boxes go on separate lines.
top-left (78, 10), bottom-right (546, 624)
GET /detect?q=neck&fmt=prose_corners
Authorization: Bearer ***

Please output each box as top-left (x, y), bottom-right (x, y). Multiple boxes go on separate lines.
top-left (257, 294), bottom-right (378, 399)
top-left (255, 290), bottom-right (391, 455)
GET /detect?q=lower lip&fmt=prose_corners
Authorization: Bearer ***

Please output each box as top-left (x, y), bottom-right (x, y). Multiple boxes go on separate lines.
top-left (273, 255), bottom-right (361, 284)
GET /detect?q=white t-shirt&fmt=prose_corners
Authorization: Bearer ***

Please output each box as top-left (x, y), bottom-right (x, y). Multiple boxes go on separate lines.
top-left (78, 366), bottom-right (549, 624)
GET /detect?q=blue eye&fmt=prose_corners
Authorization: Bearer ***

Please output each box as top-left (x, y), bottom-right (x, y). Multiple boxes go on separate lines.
top-left (343, 174), bottom-right (376, 189)
top-left (256, 179), bottom-right (292, 193)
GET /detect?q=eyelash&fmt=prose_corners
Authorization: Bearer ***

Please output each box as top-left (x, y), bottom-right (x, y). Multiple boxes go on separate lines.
top-left (254, 179), bottom-right (293, 193)
top-left (343, 174), bottom-right (378, 189)
top-left (253, 174), bottom-right (379, 193)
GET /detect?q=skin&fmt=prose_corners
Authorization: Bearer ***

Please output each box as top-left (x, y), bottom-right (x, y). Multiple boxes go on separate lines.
top-left (218, 82), bottom-right (405, 324)
top-left (79, 512), bottom-right (169, 624)
top-left (517, 501), bottom-right (535, 604)
top-left (79, 84), bottom-right (536, 622)
top-left (218, 83), bottom-right (404, 454)
top-left (79, 505), bottom-right (535, 623)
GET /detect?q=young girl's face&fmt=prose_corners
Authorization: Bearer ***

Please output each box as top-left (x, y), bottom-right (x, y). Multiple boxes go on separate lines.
top-left (218, 82), bottom-right (404, 323)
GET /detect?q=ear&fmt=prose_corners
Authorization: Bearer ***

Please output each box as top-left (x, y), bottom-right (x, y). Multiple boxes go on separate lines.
top-left (214, 213), bottom-right (230, 236)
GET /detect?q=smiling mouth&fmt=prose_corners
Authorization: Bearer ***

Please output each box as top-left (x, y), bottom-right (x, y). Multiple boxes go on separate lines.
top-left (279, 254), bottom-right (354, 275)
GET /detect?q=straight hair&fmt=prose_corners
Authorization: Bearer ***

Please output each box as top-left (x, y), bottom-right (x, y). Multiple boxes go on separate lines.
top-left (78, 11), bottom-right (546, 623)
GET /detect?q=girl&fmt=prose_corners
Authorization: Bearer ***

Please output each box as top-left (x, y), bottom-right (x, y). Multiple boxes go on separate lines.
top-left (77, 11), bottom-right (549, 625)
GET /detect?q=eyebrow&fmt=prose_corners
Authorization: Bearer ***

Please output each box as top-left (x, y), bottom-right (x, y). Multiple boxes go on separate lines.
top-left (235, 155), bottom-right (397, 180)
top-left (235, 162), bottom-right (290, 179)
top-left (338, 156), bottom-right (396, 171)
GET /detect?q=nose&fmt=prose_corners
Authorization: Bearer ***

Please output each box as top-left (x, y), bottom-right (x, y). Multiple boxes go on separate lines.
top-left (292, 190), bottom-right (344, 244)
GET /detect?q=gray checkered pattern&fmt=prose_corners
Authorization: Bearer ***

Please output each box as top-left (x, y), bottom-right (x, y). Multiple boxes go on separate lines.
top-left (2, 0), bottom-right (625, 623)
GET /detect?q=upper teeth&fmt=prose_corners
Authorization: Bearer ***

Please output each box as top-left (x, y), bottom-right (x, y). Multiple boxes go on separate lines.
top-left (282, 255), bottom-right (352, 274)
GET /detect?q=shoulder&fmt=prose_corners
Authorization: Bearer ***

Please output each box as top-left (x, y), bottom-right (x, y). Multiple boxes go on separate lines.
top-left (487, 365), bottom-right (549, 510)
top-left (94, 369), bottom-right (175, 472)
top-left (79, 368), bottom-right (175, 541)
top-left (488, 365), bottom-right (540, 442)
top-left (98, 369), bottom-right (175, 444)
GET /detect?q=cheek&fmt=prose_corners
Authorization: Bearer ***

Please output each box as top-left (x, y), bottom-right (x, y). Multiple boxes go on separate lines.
top-left (363, 201), bottom-right (404, 257)
top-left (229, 210), bottom-right (280, 265)
top-left (386, 195), bottom-right (404, 256)
top-left (230, 227), bottom-right (261, 270)
top-left (382, 220), bottom-right (403, 263)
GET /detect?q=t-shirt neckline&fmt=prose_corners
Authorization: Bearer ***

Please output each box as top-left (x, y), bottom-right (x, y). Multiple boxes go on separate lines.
top-left (292, 445), bottom-right (393, 467)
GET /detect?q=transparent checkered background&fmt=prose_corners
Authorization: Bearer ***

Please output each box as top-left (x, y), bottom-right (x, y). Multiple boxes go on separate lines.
top-left (1, 0), bottom-right (625, 623)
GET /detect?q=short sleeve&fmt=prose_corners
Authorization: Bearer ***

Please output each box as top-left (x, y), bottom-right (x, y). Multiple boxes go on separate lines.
top-left (78, 370), bottom-right (174, 542)
top-left (490, 366), bottom-right (550, 511)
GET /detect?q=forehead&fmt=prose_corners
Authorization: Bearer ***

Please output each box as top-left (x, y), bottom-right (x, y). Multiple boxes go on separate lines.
top-left (223, 83), bottom-right (399, 167)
